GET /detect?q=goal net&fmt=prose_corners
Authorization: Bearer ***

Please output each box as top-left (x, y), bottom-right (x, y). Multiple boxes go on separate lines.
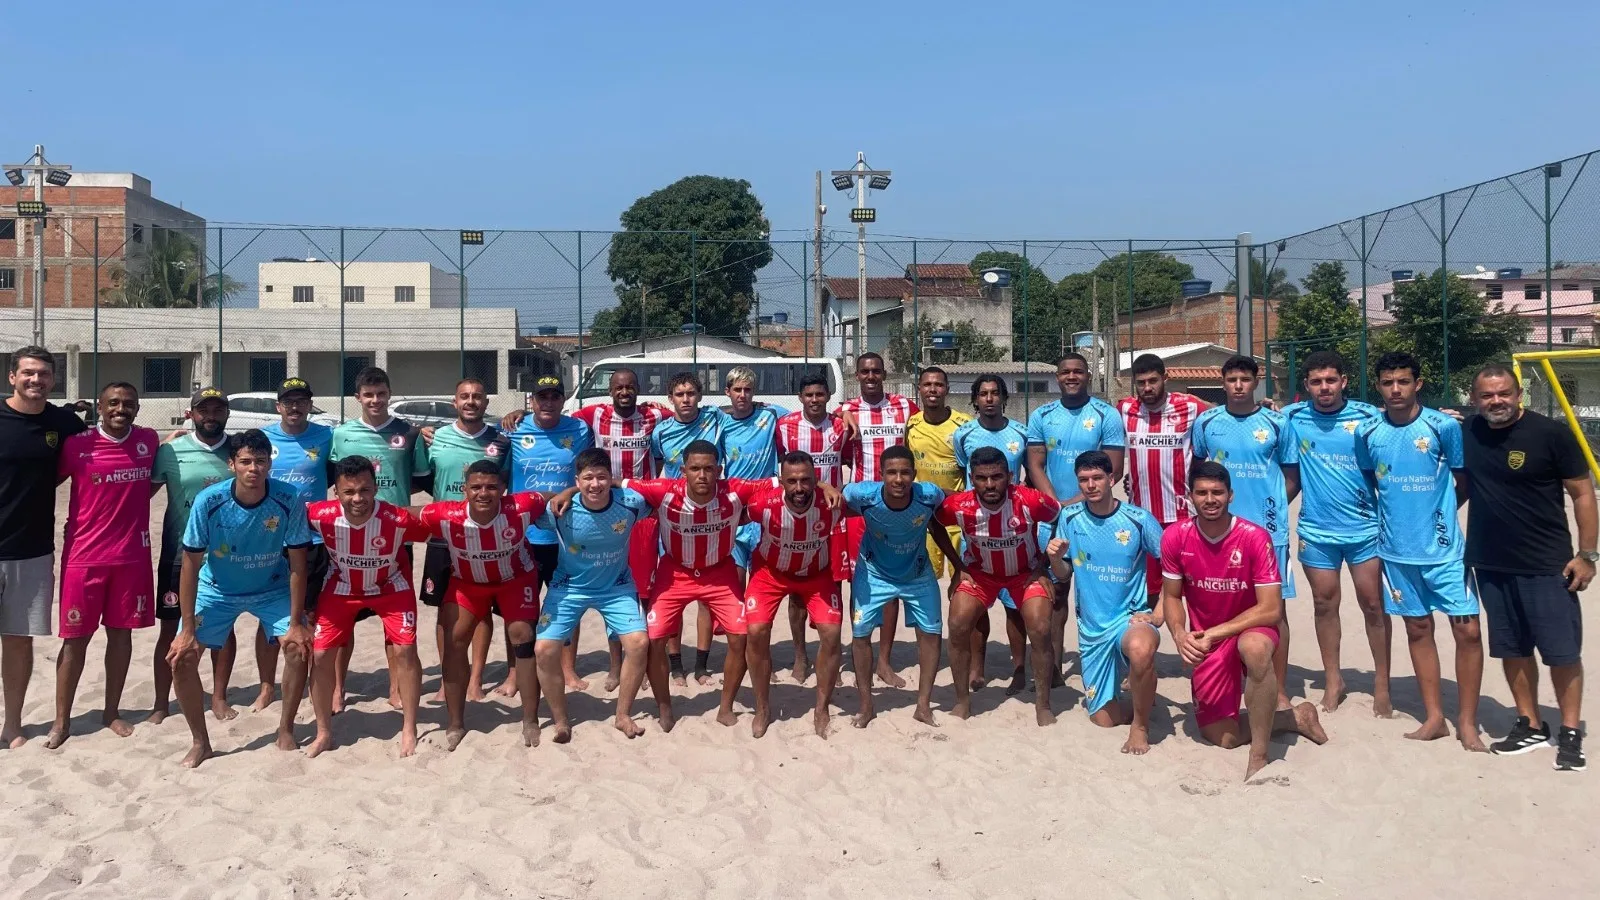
top-left (1513, 349), bottom-right (1600, 481)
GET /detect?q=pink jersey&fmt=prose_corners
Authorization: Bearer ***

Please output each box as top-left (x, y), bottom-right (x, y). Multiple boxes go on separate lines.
top-left (746, 490), bottom-right (844, 578)
top-left (1117, 391), bottom-right (1205, 524)
top-left (575, 402), bottom-right (670, 478)
top-left (308, 500), bottom-right (429, 597)
top-left (58, 426), bottom-right (158, 567)
top-left (841, 394), bottom-right (918, 483)
top-left (1159, 517), bottom-right (1280, 632)
top-left (627, 477), bottom-right (769, 572)
top-left (775, 411), bottom-right (851, 490)
top-left (935, 485), bottom-right (1060, 578)
top-left (418, 492), bottom-right (547, 585)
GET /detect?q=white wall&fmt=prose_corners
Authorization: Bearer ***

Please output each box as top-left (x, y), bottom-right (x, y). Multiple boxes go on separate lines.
top-left (258, 261), bottom-right (461, 309)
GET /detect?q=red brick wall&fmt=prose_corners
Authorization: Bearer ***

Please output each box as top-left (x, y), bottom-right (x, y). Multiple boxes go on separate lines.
top-left (1128, 294), bottom-right (1278, 358)
top-left (1, 187), bottom-right (130, 308)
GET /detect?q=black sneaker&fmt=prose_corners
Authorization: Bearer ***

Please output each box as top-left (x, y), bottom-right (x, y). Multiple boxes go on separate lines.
top-left (1490, 716), bottom-right (1552, 755)
top-left (1554, 728), bottom-right (1586, 772)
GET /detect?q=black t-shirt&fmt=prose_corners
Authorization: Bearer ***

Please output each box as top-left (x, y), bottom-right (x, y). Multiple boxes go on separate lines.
top-left (0, 401), bottom-right (88, 560)
top-left (1463, 410), bottom-right (1590, 574)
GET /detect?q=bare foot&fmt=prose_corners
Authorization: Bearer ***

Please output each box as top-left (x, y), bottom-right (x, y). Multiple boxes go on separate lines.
top-left (672, 671), bottom-right (688, 688)
top-left (1459, 726), bottom-right (1488, 753)
top-left (305, 732), bottom-right (335, 759)
top-left (1293, 703), bottom-right (1330, 744)
top-left (695, 672), bottom-right (714, 687)
top-left (331, 693), bottom-right (346, 715)
top-left (522, 721), bottom-right (541, 747)
top-left (387, 693), bottom-right (403, 711)
top-left (1372, 693), bottom-right (1394, 719)
top-left (1244, 753), bottom-right (1271, 781)
top-left (148, 706), bottom-right (170, 725)
top-left (181, 740), bottom-right (214, 768)
top-left (604, 671), bottom-right (621, 693)
top-left (251, 686), bottom-right (274, 713)
top-left (659, 705), bottom-right (676, 733)
top-left (551, 723), bottom-right (572, 744)
top-left (45, 728), bottom-right (69, 750)
top-left (791, 655), bottom-right (811, 684)
top-left (1051, 669), bottom-right (1066, 689)
top-left (813, 709), bottom-right (830, 739)
top-left (876, 665), bottom-right (907, 689)
top-left (275, 729), bottom-right (298, 751)
top-left (717, 707), bottom-right (739, 728)
top-left (952, 699), bottom-right (971, 720)
top-left (969, 676), bottom-right (987, 692)
top-left (1035, 706), bottom-right (1057, 727)
top-left (614, 715), bottom-right (643, 739)
top-left (852, 705), bottom-right (875, 729)
top-left (913, 706), bottom-right (938, 727)
top-left (493, 680), bottom-right (518, 699)
top-left (431, 688), bottom-right (448, 704)
top-left (399, 731), bottom-right (418, 757)
top-left (1121, 724), bottom-right (1151, 755)
top-left (564, 675), bottom-right (589, 692)
top-left (1320, 677), bottom-right (1345, 713)
top-left (466, 684), bottom-right (487, 702)
top-left (1405, 717), bottom-right (1450, 741)
top-left (445, 727), bottom-right (467, 751)
top-left (103, 717), bottom-right (134, 738)
top-left (1005, 666), bottom-right (1028, 697)
top-left (210, 698), bottom-right (237, 721)
top-left (751, 710), bottom-right (771, 738)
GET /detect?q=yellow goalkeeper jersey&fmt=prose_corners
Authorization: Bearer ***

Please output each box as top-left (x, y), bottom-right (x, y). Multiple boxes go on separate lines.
top-left (905, 408), bottom-right (972, 492)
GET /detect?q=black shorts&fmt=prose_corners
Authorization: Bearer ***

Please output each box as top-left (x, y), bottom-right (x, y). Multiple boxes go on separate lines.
top-left (419, 540), bottom-right (452, 609)
top-left (531, 543), bottom-right (558, 592)
top-left (301, 543), bottom-right (330, 612)
top-left (156, 540), bottom-right (184, 622)
top-left (1473, 568), bottom-right (1583, 667)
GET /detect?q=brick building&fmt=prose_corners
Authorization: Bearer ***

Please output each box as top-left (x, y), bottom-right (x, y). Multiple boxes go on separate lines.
top-left (1128, 291), bottom-right (1277, 360)
top-left (823, 263), bottom-right (1012, 365)
top-left (1, 172), bottom-right (206, 311)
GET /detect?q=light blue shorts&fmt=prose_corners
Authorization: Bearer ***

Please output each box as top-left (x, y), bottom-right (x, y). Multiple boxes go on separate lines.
top-left (732, 521), bottom-right (761, 570)
top-left (1381, 560), bottom-right (1478, 618)
top-left (1299, 535), bottom-right (1379, 571)
top-left (850, 565), bottom-right (942, 639)
top-left (537, 587), bottom-right (646, 642)
top-left (1079, 620), bottom-right (1160, 715)
top-left (186, 587), bottom-right (291, 649)
top-left (1274, 545), bottom-right (1298, 600)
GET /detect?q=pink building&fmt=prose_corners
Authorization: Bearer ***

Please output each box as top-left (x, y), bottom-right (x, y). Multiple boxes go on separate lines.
top-left (1349, 266), bottom-right (1599, 346)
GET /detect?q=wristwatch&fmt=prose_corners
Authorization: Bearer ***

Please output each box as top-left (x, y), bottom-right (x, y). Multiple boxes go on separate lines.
top-left (1578, 550), bottom-right (1599, 564)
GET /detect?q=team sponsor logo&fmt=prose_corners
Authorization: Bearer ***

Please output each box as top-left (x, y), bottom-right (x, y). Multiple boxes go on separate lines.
top-left (271, 446), bottom-right (281, 459)
top-left (538, 613), bottom-right (551, 627)
top-left (486, 443), bottom-right (501, 457)
top-left (1299, 437), bottom-right (1313, 455)
top-left (1252, 428), bottom-right (1270, 444)
top-left (1374, 462), bottom-right (1391, 480)
top-left (646, 609), bottom-right (657, 623)
top-left (1128, 433), bottom-right (1184, 449)
top-left (1413, 436), bottom-right (1431, 453)
top-left (852, 609), bottom-right (862, 625)
top-left (1073, 547), bottom-right (1089, 565)
top-left (567, 543), bottom-right (584, 554)
top-left (214, 543), bottom-right (231, 558)
top-left (1084, 684), bottom-right (1097, 700)
top-left (1115, 529), bottom-right (1131, 546)
top-left (1228, 548), bottom-right (1242, 566)
top-left (423, 578), bottom-right (435, 593)
top-left (1390, 587), bottom-right (1403, 602)
top-left (677, 522), bottom-right (729, 536)
top-left (1212, 449), bottom-right (1229, 464)
top-left (162, 591), bottom-right (179, 607)
top-left (45, 431), bottom-right (59, 448)
top-left (1508, 450), bottom-right (1526, 470)
top-left (1342, 421), bottom-right (1359, 434)
top-left (66, 608), bottom-right (82, 624)
top-left (500, 526), bottom-right (518, 541)
top-left (520, 436), bottom-right (537, 449)
top-left (264, 515), bottom-right (280, 532)
top-left (745, 596), bottom-right (757, 610)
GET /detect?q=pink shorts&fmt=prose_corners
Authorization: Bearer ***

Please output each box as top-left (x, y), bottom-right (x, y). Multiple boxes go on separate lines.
top-left (59, 562), bottom-right (155, 639)
top-left (1191, 625), bottom-right (1280, 728)
top-left (647, 560), bottom-right (745, 640)
top-left (314, 590), bottom-right (419, 651)
top-left (628, 517), bottom-right (660, 597)
top-left (955, 571), bottom-right (1052, 610)
top-left (744, 567), bottom-right (842, 627)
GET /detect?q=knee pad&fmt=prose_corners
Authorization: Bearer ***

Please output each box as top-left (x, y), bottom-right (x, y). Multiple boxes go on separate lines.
top-left (513, 640), bottom-right (535, 659)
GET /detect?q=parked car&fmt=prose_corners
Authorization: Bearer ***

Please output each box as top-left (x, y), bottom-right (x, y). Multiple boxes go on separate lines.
top-left (222, 392), bottom-right (340, 431)
top-left (389, 396), bottom-right (457, 430)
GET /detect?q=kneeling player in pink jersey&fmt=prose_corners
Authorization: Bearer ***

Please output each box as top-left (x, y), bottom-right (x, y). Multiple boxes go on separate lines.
top-left (306, 457), bottom-right (429, 758)
top-left (50, 383), bottom-right (158, 747)
top-left (1160, 461), bottom-right (1327, 780)
top-left (936, 446), bottom-right (1062, 726)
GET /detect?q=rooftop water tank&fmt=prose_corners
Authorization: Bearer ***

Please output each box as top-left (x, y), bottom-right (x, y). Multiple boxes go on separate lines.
top-left (1180, 279), bottom-right (1212, 297)
top-left (930, 330), bottom-right (957, 351)
top-left (536, 326), bottom-right (558, 336)
top-left (1497, 267), bottom-right (1523, 280)
top-left (772, 311), bottom-right (788, 324)
top-left (1391, 269), bottom-right (1415, 282)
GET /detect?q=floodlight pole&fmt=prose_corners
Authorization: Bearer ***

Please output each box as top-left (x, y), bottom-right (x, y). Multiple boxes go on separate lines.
top-left (830, 152), bottom-right (890, 367)
top-left (4, 144), bottom-right (72, 347)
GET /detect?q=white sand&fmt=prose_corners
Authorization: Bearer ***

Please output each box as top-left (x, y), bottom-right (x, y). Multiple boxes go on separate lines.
top-left (2, 488), bottom-right (1596, 898)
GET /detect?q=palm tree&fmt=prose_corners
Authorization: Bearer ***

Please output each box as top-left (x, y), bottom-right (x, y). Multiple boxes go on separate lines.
top-left (1225, 258), bottom-right (1299, 300)
top-left (100, 230), bottom-right (243, 308)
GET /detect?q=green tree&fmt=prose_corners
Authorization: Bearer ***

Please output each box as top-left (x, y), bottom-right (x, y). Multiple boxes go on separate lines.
top-left (1225, 257), bottom-right (1300, 300)
top-left (100, 230), bottom-right (242, 308)
top-left (1272, 261), bottom-right (1362, 380)
top-left (884, 314), bottom-right (1005, 373)
top-left (967, 250), bottom-right (1070, 363)
top-left (1058, 252), bottom-right (1198, 319)
top-left (590, 176), bottom-right (772, 346)
top-left (1376, 268), bottom-right (1528, 402)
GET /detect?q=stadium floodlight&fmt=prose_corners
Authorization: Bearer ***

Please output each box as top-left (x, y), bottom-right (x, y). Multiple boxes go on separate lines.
top-left (831, 174), bottom-right (853, 191)
top-left (1545, 162), bottom-right (1563, 179)
top-left (16, 200), bottom-right (47, 217)
top-left (868, 173), bottom-right (891, 191)
top-left (849, 208), bottom-right (876, 224)
top-left (45, 169), bottom-right (71, 186)
top-left (460, 230), bottom-right (484, 245)
top-left (4, 169), bottom-right (22, 186)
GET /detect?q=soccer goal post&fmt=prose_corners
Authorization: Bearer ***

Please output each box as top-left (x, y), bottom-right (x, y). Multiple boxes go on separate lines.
top-left (1512, 348), bottom-right (1600, 483)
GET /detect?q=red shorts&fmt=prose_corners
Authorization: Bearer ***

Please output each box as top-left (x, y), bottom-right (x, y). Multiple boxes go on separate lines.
top-left (955, 570), bottom-right (1052, 610)
top-left (448, 575), bottom-right (540, 623)
top-left (835, 519), bottom-right (860, 581)
top-left (628, 516), bottom-right (660, 597)
top-left (59, 562), bottom-right (155, 639)
top-left (744, 567), bottom-right (842, 627)
top-left (314, 590), bottom-right (418, 651)
top-left (647, 559), bottom-right (745, 640)
top-left (1191, 625), bottom-right (1280, 728)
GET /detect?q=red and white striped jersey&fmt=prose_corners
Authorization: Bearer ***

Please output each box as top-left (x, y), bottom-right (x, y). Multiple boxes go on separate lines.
top-left (626, 477), bottom-right (770, 572)
top-left (307, 500), bottom-right (429, 597)
top-left (1117, 392), bottom-right (1205, 525)
top-left (775, 411), bottom-right (852, 490)
top-left (745, 490), bottom-right (844, 578)
top-left (935, 485), bottom-right (1060, 578)
top-left (574, 403), bottom-right (670, 479)
top-left (840, 394), bottom-right (918, 483)
top-left (417, 492), bottom-right (548, 585)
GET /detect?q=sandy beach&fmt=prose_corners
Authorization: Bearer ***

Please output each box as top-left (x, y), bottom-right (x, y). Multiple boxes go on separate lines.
top-left (2, 487), bottom-right (1596, 899)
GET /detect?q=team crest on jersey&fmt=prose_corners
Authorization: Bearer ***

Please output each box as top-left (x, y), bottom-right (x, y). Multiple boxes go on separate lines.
top-left (424, 578), bottom-right (435, 593)
top-left (486, 444), bottom-right (501, 457)
top-left (813, 520), bottom-right (829, 534)
top-left (1115, 529), bottom-right (1131, 546)
top-left (1229, 548), bottom-right (1242, 566)
top-left (911, 515), bottom-right (925, 527)
top-left (1006, 441), bottom-right (1020, 454)
top-left (271, 445), bottom-right (281, 459)
top-left (560, 437), bottom-right (573, 449)
top-left (136, 442), bottom-right (150, 456)
top-left (500, 527), bottom-right (517, 541)
top-left (611, 520), bottom-right (628, 534)
top-left (1008, 516), bottom-right (1022, 529)
top-left (1413, 436), bottom-right (1431, 453)
top-left (728, 447), bottom-right (742, 461)
top-left (1390, 588), bottom-right (1403, 602)
top-left (67, 608), bottom-right (82, 624)
top-left (306, 448), bottom-right (320, 461)
top-left (520, 436), bottom-right (536, 449)
top-left (852, 609), bottom-right (862, 625)
top-left (264, 516), bottom-right (280, 532)
top-left (538, 614), bottom-right (551, 627)
top-left (389, 434), bottom-right (406, 449)
top-left (162, 591), bottom-right (178, 607)
top-left (1508, 450), bottom-right (1526, 470)
top-left (1082, 418), bottom-right (1097, 431)
top-left (1252, 428), bottom-right (1270, 444)
top-left (1342, 421), bottom-right (1359, 434)
top-left (45, 431), bottom-right (58, 448)
top-left (757, 419), bottom-right (771, 430)
top-left (1084, 684), bottom-right (1097, 700)
top-left (371, 535), bottom-right (388, 550)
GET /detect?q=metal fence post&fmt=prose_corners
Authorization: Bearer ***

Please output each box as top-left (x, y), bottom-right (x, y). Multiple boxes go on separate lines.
top-left (458, 234), bottom-right (466, 379)
top-left (690, 231), bottom-right (698, 366)
top-left (215, 227), bottom-right (224, 391)
top-left (1125, 239), bottom-right (1135, 359)
top-left (1545, 166), bottom-right (1555, 352)
top-left (1022, 240), bottom-right (1031, 409)
top-left (911, 241), bottom-right (920, 373)
top-left (576, 231), bottom-right (584, 379)
top-left (1439, 195), bottom-right (1450, 397)
top-left (1265, 342), bottom-right (1274, 397)
top-left (339, 228), bottom-right (346, 420)
top-left (1235, 233), bottom-right (1253, 356)
top-left (1359, 215), bottom-right (1370, 400)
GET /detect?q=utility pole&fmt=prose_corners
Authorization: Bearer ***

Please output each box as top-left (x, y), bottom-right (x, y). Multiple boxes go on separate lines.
top-left (829, 153), bottom-right (891, 366)
top-left (4, 144), bottom-right (73, 347)
top-left (814, 171), bottom-right (825, 360)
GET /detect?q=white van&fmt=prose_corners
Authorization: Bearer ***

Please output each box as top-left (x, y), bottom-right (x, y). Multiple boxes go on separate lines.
top-left (563, 355), bottom-right (844, 414)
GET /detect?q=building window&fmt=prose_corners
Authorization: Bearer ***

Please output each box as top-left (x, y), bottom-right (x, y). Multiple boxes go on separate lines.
top-left (143, 357), bottom-right (182, 395)
top-left (342, 355), bottom-right (373, 394)
top-left (263, 285), bottom-right (273, 293)
top-left (249, 357), bottom-right (287, 392)
top-left (394, 285), bottom-right (415, 303)
top-left (342, 286), bottom-right (365, 303)
top-left (1525, 283), bottom-right (1541, 300)
top-left (292, 286), bottom-right (314, 303)
top-left (1485, 282), bottom-right (1502, 300)
top-left (1562, 328), bottom-right (1579, 344)
top-left (130, 224), bottom-right (144, 244)
top-left (1381, 293), bottom-right (1392, 311)
top-left (0, 269), bottom-right (14, 290)
top-left (0, 218), bottom-right (15, 240)
top-left (1563, 283), bottom-right (1581, 292)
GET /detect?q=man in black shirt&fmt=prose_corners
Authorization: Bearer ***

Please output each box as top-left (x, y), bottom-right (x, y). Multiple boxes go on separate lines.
top-left (1463, 363), bottom-right (1594, 772)
top-left (0, 346), bottom-right (88, 748)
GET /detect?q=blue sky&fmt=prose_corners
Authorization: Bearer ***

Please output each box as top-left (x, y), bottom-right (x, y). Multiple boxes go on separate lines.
top-left (14, 1), bottom-right (1600, 242)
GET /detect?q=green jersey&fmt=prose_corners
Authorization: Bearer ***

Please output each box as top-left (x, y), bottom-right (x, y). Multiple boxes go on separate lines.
top-left (152, 433), bottom-right (231, 544)
top-left (423, 422), bottom-right (511, 500)
top-left (331, 417), bottom-right (426, 506)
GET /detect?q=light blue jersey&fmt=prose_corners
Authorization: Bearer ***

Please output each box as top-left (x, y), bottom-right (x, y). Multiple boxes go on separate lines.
top-left (721, 404), bottom-right (787, 479)
top-left (843, 481), bottom-right (945, 582)
top-left (1281, 400), bottom-right (1382, 544)
top-left (1053, 501), bottom-right (1163, 645)
top-left (510, 415), bottom-right (594, 545)
top-left (650, 407), bottom-right (728, 478)
top-left (1354, 407), bottom-right (1466, 565)
top-left (261, 422), bottom-right (333, 545)
top-left (182, 478), bottom-right (313, 596)
top-left (537, 487), bottom-right (650, 596)
top-left (1025, 397), bottom-right (1125, 497)
top-left (953, 418), bottom-right (1029, 484)
top-left (1191, 406), bottom-right (1292, 547)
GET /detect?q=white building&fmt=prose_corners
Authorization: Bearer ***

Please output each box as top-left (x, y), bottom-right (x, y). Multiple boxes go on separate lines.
top-left (257, 260), bottom-right (463, 309)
